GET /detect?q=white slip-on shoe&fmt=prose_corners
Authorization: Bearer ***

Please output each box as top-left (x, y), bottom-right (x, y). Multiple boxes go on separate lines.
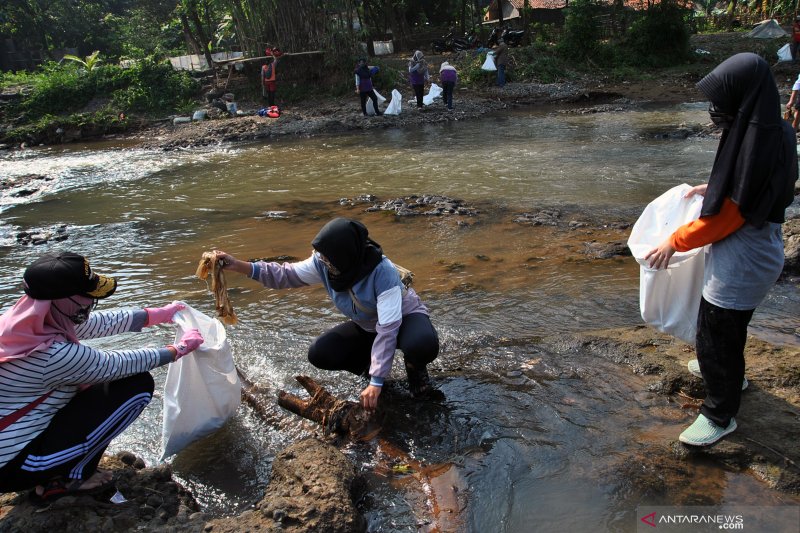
top-left (679, 414), bottom-right (737, 446)
top-left (687, 359), bottom-right (748, 391)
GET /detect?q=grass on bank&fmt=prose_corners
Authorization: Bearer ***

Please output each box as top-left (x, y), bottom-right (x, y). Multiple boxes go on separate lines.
top-left (0, 25), bottom-right (785, 145)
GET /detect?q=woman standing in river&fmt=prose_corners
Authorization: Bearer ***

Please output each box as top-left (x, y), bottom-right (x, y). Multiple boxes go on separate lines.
top-left (213, 217), bottom-right (440, 412)
top-left (645, 53), bottom-right (798, 446)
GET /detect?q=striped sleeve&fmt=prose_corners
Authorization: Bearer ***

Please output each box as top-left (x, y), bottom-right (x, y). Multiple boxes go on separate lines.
top-left (74, 309), bottom-right (147, 340)
top-left (41, 342), bottom-right (161, 388)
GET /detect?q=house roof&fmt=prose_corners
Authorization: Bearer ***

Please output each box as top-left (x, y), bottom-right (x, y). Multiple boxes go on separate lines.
top-left (485, 0), bottom-right (685, 13)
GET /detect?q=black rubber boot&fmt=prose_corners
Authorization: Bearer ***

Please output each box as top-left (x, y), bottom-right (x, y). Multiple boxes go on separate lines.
top-left (404, 362), bottom-right (443, 400)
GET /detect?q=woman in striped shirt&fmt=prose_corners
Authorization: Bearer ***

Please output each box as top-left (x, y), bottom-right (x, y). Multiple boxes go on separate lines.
top-left (0, 252), bottom-right (203, 502)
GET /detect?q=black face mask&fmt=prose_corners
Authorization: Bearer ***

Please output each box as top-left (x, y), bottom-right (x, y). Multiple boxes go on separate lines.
top-left (53, 297), bottom-right (98, 325)
top-left (708, 103), bottom-right (734, 129)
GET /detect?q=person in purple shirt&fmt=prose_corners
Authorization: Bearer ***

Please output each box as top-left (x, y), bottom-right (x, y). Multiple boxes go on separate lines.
top-left (213, 218), bottom-right (440, 412)
top-left (408, 50), bottom-right (430, 108)
top-left (354, 58), bottom-right (382, 116)
top-left (439, 61), bottom-right (458, 111)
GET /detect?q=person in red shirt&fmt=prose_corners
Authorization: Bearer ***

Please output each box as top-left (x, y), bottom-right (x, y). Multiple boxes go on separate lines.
top-left (791, 16), bottom-right (800, 61)
top-left (261, 50), bottom-right (279, 108)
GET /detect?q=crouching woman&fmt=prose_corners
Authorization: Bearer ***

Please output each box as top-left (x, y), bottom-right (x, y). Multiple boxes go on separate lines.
top-left (0, 252), bottom-right (203, 502)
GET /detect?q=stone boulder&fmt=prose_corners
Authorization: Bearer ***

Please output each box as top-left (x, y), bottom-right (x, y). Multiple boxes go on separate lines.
top-left (783, 216), bottom-right (799, 276)
top-left (207, 437), bottom-right (365, 533)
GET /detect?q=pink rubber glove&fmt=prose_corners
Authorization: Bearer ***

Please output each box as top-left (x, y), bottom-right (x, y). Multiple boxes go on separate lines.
top-left (145, 302), bottom-right (185, 327)
top-left (167, 329), bottom-right (204, 360)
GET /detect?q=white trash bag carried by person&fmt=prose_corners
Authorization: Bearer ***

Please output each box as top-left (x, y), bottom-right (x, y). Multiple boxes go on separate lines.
top-left (481, 51), bottom-right (497, 71)
top-left (627, 183), bottom-right (707, 343)
top-left (384, 89), bottom-right (403, 115)
top-left (161, 304), bottom-right (241, 459)
top-left (423, 83), bottom-right (443, 106)
top-left (366, 90), bottom-right (387, 116)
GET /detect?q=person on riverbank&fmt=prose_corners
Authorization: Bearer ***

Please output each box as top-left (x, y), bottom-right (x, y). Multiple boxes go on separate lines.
top-left (440, 61), bottom-right (458, 110)
top-left (354, 58), bottom-right (382, 116)
top-left (261, 49), bottom-right (279, 108)
top-left (0, 252), bottom-right (203, 502)
top-left (213, 217), bottom-right (440, 411)
top-left (408, 50), bottom-right (429, 109)
top-left (785, 72), bottom-right (800, 131)
top-left (792, 16), bottom-right (800, 62)
top-left (644, 53), bottom-right (798, 447)
top-left (493, 38), bottom-right (508, 88)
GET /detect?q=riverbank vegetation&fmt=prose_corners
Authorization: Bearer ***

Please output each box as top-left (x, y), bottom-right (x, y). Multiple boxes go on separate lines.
top-left (0, 0), bottom-right (790, 146)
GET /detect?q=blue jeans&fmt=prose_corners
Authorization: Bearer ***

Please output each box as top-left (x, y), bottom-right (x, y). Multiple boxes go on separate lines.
top-left (497, 64), bottom-right (506, 87)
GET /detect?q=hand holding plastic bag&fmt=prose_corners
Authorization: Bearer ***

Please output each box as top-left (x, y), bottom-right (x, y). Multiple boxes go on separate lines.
top-left (168, 328), bottom-right (204, 359)
top-left (161, 303), bottom-right (241, 459)
top-left (145, 301), bottom-right (186, 327)
top-left (628, 183), bottom-right (708, 343)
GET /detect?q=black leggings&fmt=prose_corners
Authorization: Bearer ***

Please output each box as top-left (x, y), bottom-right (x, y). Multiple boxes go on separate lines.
top-left (696, 297), bottom-right (754, 428)
top-left (308, 313), bottom-right (439, 376)
top-left (412, 84), bottom-right (424, 107)
top-left (359, 90), bottom-right (381, 115)
top-left (0, 373), bottom-right (154, 492)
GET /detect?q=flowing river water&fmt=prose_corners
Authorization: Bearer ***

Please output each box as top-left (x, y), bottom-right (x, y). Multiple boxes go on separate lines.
top-left (1, 103), bottom-right (799, 531)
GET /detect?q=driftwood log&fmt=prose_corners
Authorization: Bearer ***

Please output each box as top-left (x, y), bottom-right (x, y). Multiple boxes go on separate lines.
top-left (277, 375), bottom-right (381, 441)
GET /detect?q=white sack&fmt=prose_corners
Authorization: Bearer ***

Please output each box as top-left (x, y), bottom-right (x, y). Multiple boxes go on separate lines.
top-left (384, 89), bottom-right (403, 115)
top-left (366, 89), bottom-right (387, 116)
top-left (481, 52), bottom-right (497, 71)
top-left (423, 83), bottom-right (443, 106)
top-left (161, 304), bottom-right (241, 459)
top-left (627, 183), bottom-right (707, 343)
top-left (777, 43), bottom-right (792, 62)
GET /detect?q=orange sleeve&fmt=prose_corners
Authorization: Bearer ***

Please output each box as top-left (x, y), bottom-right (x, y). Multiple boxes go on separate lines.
top-left (669, 197), bottom-right (745, 252)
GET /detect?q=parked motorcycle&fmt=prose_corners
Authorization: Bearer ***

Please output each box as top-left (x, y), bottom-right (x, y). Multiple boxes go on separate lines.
top-left (487, 27), bottom-right (525, 47)
top-left (431, 30), bottom-right (479, 53)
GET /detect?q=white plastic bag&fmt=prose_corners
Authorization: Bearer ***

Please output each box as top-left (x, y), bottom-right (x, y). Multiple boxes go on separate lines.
top-left (384, 89), bottom-right (403, 115)
top-left (423, 83), bottom-right (443, 106)
top-left (481, 51), bottom-right (497, 71)
top-left (366, 89), bottom-right (387, 116)
top-left (161, 304), bottom-right (241, 459)
top-left (627, 184), bottom-right (707, 343)
top-left (777, 43), bottom-right (792, 62)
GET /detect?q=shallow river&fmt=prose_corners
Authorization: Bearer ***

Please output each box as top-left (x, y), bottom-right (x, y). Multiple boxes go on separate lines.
top-left (1, 103), bottom-right (798, 531)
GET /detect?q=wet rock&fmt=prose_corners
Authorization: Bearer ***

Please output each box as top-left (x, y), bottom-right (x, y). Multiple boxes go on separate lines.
top-left (583, 241), bottom-right (632, 259)
top-left (259, 210), bottom-right (290, 219)
top-left (359, 194), bottom-right (478, 217)
top-left (1, 173), bottom-right (51, 192)
top-left (206, 437), bottom-right (365, 533)
top-left (15, 225), bottom-right (69, 246)
top-left (783, 217), bottom-right (799, 276)
top-left (339, 194), bottom-right (377, 206)
top-left (514, 209), bottom-right (560, 226)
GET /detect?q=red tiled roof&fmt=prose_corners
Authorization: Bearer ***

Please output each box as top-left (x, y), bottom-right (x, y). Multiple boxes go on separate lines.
top-left (488, 0), bottom-right (682, 11)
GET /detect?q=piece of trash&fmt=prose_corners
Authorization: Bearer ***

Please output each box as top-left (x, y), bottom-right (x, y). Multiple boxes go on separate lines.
top-left (694, 48), bottom-right (710, 55)
top-left (110, 490), bottom-right (127, 504)
top-left (391, 464), bottom-right (413, 474)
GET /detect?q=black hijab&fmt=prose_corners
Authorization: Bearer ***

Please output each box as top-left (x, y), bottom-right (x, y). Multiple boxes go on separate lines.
top-left (311, 218), bottom-right (383, 292)
top-left (695, 53), bottom-right (797, 227)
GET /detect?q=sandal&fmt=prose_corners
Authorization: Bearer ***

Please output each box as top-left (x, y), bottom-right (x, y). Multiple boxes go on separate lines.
top-left (29, 471), bottom-right (115, 505)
